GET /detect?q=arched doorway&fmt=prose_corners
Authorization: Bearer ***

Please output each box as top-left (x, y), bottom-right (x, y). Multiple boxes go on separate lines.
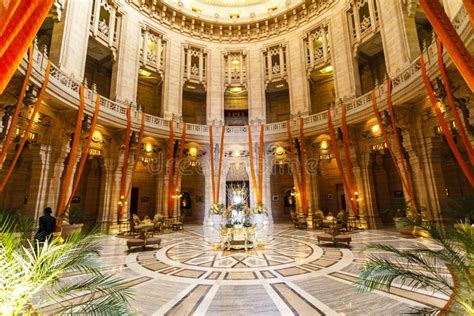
top-left (370, 151), bottom-right (404, 226)
top-left (73, 157), bottom-right (103, 228)
top-left (180, 162), bottom-right (206, 224)
top-left (270, 163), bottom-right (293, 223)
top-left (225, 163), bottom-right (249, 208)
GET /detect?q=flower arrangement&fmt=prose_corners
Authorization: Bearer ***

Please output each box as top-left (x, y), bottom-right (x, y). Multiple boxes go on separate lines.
top-left (210, 203), bottom-right (224, 215)
top-left (252, 203), bottom-right (267, 215)
top-left (243, 218), bottom-right (253, 228)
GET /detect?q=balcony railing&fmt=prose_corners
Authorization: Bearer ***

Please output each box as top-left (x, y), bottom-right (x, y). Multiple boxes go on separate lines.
top-left (19, 6), bottom-right (469, 142)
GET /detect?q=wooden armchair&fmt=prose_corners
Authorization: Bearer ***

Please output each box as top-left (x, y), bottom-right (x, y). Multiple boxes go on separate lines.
top-left (291, 210), bottom-right (307, 229)
top-left (153, 213), bottom-right (164, 233)
top-left (130, 214), bottom-right (142, 236)
top-left (313, 210), bottom-right (325, 229)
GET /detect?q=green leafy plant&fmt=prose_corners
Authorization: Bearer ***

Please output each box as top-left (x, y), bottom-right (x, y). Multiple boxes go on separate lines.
top-left (357, 220), bottom-right (474, 314)
top-left (252, 203), bottom-right (267, 215)
top-left (225, 221), bottom-right (234, 228)
top-left (64, 207), bottom-right (85, 225)
top-left (243, 218), bottom-right (253, 228)
top-left (0, 215), bottom-right (133, 315)
top-left (210, 203), bottom-right (224, 215)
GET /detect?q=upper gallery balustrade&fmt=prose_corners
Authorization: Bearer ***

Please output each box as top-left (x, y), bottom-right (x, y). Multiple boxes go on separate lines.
top-left (127, 0), bottom-right (336, 42)
top-left (14, 6), bottom-right (471, 142)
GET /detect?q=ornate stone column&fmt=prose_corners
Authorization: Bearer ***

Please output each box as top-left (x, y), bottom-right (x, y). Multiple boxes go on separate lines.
top-left (287, 36), bottom-right (309, 116)
top-left (57, 0), bottom-right (93, 80)
top-left (111, 10), bottom-right (141, 103)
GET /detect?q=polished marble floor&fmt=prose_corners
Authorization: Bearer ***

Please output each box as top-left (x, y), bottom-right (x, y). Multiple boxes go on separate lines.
top-left (40, 224), bottom-right (450, 315)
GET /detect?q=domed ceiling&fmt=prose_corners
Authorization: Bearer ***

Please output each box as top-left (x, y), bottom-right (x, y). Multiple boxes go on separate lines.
top-left (162, 0), bottom-right (304, 23)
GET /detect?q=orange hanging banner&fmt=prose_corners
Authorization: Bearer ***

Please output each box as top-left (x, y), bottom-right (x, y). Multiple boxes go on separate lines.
top-left (209, 125), bottom-right (216, 203)
top-left (0, 2), bottom-right (21, 34)
top-left (462, 0), bottom-right (474, 29)
top-left (64, 94), bottom-right (101, 213)
top-left (0, 45), bottom-right (34, 169)
top-left (371, 91), bottom-right (416, 206)
top-left (125, 112), bottom-right (146, 200)
top-left (386, 80), bottom-right (417, 210)
top-left (420, 54), bottom-right (474, 187)
top-left (286, 121), bottom-right (303, 209)
top-left (0, 0), bottom-right (54, 93)
top-left (327, 109), bottom-right (356, 213)
top-left (257, 124), bottom-right (264, 204)
top-left (418, 0), bottom-right (474, 91)
top-left (216, 126), bottom-right (225, 203)
top-left (298, 118), bottom-right (308, 216)
top-left (341, 103), bottom-right (358, 213)
top-left (436, 39), bottom-right (474, 165)
top-left (167, 122), bottom-right (186, 217)
top-left (118, 107), bottom-right (132, 221)
top-left (248, 125), bottom-right (259, 203)
top-left (172, 123), bottom-right (187, 195)
top-left (56, 83), bottom-right (86, 225)
top-left (0, 61), bottom-right (51, 192)
top-left (166, 120), bottom-right (175, 217)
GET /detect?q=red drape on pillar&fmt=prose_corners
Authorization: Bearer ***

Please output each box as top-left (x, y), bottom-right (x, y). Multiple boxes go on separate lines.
top-left (166, 120), bottom-right (175, 217)
top-left (257, 124), bottom-right (264, 204)
top-left (420, 54), bottom-right (474, 187)
top-left (64, 95), bottom-right (101, 213)
top-left (216, 126), bottom-right (225, 202)
top-left (462, 0), bottom-right (474, 28)
top-left (167, 122), bottom-right (186, 217)
top-left (418, 0), bottom-right (474, 91)
top-left (327, 109), bottom-right (356, 212)
top-left (118, 107), bottom-right (132, 221)
top-left (125, 112), bottom-right (146, 200)
top-left (0, 46), bottom-right (34, 169)
top-left (56, 84), bottom-right (86, 225)
top-left (436, 39), bottom-right (474, 165)
top-left (340, 103), bottom-right (358, 214)
top-left (172, 123), bottom-right (187, 195)
top-left (286, 121), bottom-right (304, 213)
top-left (248, 125), bottom-right (259, 203)
top-left (371, 90), bottom-right (416, 207)
top-left (0, 0), bottom-right (54, 93)
top-left (0, 61), bottom-right (51, 192)
top-left (209, 125), bottom-right (216, 204)
top-left (386, 79), bottom-right (417, 210)
top-left (298, 118), bottom-right (308, 216)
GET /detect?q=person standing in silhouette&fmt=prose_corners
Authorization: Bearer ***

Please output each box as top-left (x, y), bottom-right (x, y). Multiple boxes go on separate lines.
top-left (35, 207), bottom-right (56, 243)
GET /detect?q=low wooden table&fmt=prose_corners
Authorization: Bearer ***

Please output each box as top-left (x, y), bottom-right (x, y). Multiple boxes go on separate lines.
top-left (172, 222), bottom-right (183, 231)
top-left (317, 233), bottom-right (352, 247)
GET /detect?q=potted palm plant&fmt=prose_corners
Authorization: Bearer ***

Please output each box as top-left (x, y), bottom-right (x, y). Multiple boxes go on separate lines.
top-left (0, 214), bottom-right (134, 314)
top-left (357, 220), bottom-right (474, 314)
top-left (385, 200), bottom-right (427, 237)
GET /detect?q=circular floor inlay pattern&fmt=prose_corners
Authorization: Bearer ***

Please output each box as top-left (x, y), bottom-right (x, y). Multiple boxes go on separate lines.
top-left (165, 236), bottom-right (314, 269)
top-left (132, 229), bottom-right (352, 284)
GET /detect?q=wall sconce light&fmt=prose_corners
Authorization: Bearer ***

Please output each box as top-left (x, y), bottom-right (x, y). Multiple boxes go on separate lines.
top-left (91, 130), bottom-right (103, 143)
top-left (436, 100), bottom-right (447, 114)
top-left (144, 142), bottom-right (153, 153)
top-left (290, 186), bottom-right (299, 197)
top-left (275, 146), bottom-right (285, 155)
top-left (320, 140), bottom-right (329, 151)
top-left (118, 195), bottom-right (127, 206)
top-left (189, 147), bottom-right (198, 157)
top-left (350, 191), bottom-right (362, 202)
top-left (370, 124), bottom-right (381, 137)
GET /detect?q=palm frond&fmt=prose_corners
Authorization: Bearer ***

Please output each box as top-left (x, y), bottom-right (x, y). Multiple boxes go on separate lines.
top-left (358, 219), bottom-right (474, 314)
top-left (0, 218), bottom-right (134, 314)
